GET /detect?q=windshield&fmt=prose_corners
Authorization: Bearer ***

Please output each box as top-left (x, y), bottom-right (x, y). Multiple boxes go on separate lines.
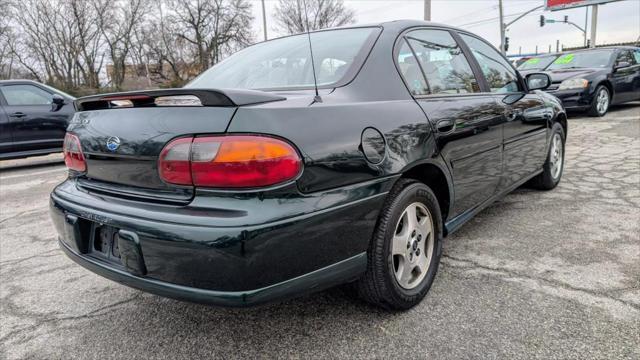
top-left (546, 50), bottom-right (614, 70)
top-left (186, 27), bottom-right (378, 90)
top-left (517, 55), bottom-right (558, 70)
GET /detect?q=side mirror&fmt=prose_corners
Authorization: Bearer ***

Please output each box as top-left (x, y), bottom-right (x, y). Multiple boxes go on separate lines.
top-left (526, 73), bottom-right (551, 91)
top-left (51, 94), bottom-right (65, 111)
top-left (614, 61), bottom-right (630, 71)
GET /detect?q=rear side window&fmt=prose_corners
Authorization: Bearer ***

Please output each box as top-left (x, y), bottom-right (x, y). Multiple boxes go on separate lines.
top-left (616, 50), bottom-right (636, 65)
top-left (634, 50), bottom-right (640, 64)
top-left (187, 27), bottom-right (379, 90)
top-left (397, 39), bottom-right (429, 95)
top-left (459, 33), bottom-right (520, 93)
top-left (406, 29), bottom-right (480, 95)
top-left (1, 85), bottom-right (52, 105)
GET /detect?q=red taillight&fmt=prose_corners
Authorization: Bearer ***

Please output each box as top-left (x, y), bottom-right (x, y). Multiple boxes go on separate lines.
top-left (158, 137), bottom-right (192, 185)
top-left (158, 135), bottom-right (302, 188)
top-left (63, 133), bottom-right (86, 172)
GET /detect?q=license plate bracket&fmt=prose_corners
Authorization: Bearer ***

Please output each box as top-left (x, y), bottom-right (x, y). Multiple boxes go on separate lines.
top-left (89, 224), bottom-right (122, 265)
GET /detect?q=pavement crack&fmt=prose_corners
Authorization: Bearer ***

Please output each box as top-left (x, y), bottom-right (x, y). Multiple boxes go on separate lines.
top-left (0, 249), bottom-right (61, 266)
top-left (0, 208), bottom-right (48, 225)
top-left (441, 254), bottom-right (640, 311)
top-left (0, 292), bottom-right (143, 344)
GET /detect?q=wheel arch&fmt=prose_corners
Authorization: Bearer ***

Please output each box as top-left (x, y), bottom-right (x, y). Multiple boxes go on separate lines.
top-left (396, 161), bottom-right (453, 224)
top-left (596, 79), bottom-right (614, 98)
top-left (555, 112), bottom-right (568, 138)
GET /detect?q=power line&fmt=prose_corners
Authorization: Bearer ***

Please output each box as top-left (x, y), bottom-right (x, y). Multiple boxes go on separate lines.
top-left (441, 5), bottom-right (497, 24)
top-left (456, 8), bottom-right (543, 28)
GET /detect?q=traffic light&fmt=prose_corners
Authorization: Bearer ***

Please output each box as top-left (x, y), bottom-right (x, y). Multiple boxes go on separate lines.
top-left (504, 37), bottom-right (510, 52)
top-left (540, 15), bottom-right (545, 27)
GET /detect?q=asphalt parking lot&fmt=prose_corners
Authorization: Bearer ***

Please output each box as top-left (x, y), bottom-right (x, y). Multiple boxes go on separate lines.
top-left (1, 103), bottom-right (639, 359)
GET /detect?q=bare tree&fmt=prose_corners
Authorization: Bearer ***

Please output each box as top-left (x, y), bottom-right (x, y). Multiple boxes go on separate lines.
top-left (273, 0), bottom-right (355, 35)
top-left (2, 0), bottom-right (255, 91)
top-left (70, 0), bottom-right (104, 90)
top-left (166, 0), bottom-right (254, 73)
top-left (12, 0), bottom-right (84, 88)
top-left (93, 0), bottom-right (150, 90)
top-left (0, 0), bottom-right (15, 79)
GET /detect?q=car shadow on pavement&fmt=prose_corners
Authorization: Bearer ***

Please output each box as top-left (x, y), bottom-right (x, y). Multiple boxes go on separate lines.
top-left (0, 155), bottom-right (64, 172)
top-left (567, 101), bottom-right (640, 117)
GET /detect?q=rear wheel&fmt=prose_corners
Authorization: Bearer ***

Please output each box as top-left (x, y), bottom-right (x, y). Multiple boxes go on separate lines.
top-left (357, 179), bottom-right (443, 310)
top-left (529, 123), bottom-right (565, 190)
top-left (588, 85), bottom-right (610, 117)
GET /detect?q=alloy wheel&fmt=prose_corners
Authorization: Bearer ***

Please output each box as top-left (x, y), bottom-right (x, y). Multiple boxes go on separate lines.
top-left (596, 88), bottom-right (609, 115)
top-left (549, 132), bottom-right (563, 180)
top-left (391, 202), bottom-right (434, 289)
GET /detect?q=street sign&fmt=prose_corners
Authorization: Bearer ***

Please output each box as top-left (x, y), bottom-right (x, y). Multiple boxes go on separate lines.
top-left (545, 0), bottom-right (621, 11)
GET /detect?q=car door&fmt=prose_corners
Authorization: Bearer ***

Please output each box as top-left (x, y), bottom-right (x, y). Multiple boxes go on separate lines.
top-left (633, 49), bottom-right (640, 101)
top-left (457, 32), bottom-right (550, 189)
top-left (0, 83), bottom-right (69, 152)
top-left (0, 92), bottom-right (13, 155)
top-left (397, 28), bottom-right (506, 218)
top-left (611, 49), bottom-right (640, 103)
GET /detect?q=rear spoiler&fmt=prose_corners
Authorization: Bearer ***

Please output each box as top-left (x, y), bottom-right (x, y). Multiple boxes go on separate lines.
top-left (74, 88), bottom-right (286, 111)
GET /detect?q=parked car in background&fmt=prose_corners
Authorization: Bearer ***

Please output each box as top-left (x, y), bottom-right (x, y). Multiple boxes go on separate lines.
top-left (51, 20), bottom-right (566, 310)
top-left (516, 53), bottom-right (560, 74)
top-left (540, 47), bottom-right (640, 116)
top-left (0, 80), bottom-right (75, 160)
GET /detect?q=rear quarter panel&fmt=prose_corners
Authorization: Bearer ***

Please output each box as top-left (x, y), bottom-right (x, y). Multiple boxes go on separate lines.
top-left (228, 97), bottom-right (442, 193)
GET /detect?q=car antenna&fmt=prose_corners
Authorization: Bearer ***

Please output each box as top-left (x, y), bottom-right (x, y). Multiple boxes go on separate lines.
top-left (302, 0), bottom-right (322, 103)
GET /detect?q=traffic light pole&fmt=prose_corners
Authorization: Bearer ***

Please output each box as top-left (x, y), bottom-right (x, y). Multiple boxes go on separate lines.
top-left (501, 4), bottom-right (544, 54)
top-left (541, 14), bottom-right (586, 48)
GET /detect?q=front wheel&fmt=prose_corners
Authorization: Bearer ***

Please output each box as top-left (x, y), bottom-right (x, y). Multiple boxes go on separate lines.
top-left (588, 85), bottom-right (610, 117)
top-left (529, 122), bottom-right (565, 190)
top-left (357, 179), bottom-right (443, 310)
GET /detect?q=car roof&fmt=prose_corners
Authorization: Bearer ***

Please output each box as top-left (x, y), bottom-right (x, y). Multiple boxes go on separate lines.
top-left (0, 79), bottom-right (42, 85)
top-left (0, 79), bottom-right (75, 99)
top-left (263, 19), bottom-right (471, 43)
top-left (563, 46), bottom-right (639, 54)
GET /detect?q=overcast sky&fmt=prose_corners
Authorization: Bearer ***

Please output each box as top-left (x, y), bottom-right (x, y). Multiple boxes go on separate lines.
top-left (251, 0), bottom-right (640, 55)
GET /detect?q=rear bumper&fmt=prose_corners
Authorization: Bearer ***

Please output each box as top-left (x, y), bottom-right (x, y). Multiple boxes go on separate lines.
top-left (547, 89), bottom-right (593, 111)
top-left (50, 177), bottom-right (394, 306)
top-left (58, 238), bottom-right (366, 306)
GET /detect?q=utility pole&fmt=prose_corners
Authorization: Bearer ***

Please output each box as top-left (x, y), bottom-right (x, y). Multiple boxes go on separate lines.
top-left (261, 0), bottom-right (268, 41)
top-left (498, 0), bottom-right (505, 54)
top-left (590, 4), bottom-right (598, 48)
top-left (584, 6), bottom-right (589, 46)
top-left (424, 0), bottom-right (431, 21)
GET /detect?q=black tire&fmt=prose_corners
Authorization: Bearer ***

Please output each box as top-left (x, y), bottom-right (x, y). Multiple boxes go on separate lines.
top-left (357, 179), bottom-right (443, 310)
top-left (529, 122), bottom-right (566, 190)
top-left (587, 85), bottom-right (610, 117)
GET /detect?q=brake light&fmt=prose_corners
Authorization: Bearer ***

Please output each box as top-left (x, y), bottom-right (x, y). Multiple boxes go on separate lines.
top-left (158, 135), bottom-right (302, 188)
top-left (63, 133), bottom-right (86, 172)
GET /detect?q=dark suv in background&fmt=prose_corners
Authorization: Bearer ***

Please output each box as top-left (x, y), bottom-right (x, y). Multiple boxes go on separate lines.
top-left (540, 47), bottom-right (640, 116)
top-left (0, 80), bottom-right (75, 160)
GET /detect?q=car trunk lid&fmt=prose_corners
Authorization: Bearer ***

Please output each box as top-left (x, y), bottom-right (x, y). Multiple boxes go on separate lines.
top-left (69, 89), bottom-right (285, 203)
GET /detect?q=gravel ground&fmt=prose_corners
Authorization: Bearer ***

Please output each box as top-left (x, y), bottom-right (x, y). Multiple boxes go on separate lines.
top-left (1, 103), bottom-right (639, 359)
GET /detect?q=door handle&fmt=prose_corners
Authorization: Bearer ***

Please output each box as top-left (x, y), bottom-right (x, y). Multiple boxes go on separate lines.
top-left (504, 108), bottom-right (523, 121)
top-left (436, 119), bottom-right (455, 133)
top-left (9, 112), bottom-right (26, 118)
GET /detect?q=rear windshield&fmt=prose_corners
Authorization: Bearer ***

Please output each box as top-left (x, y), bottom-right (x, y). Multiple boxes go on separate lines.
top-left (186, 27), bottom-right (379, 90)
top-left (546, 50), bottom-right (614, 70)
top-left (517, 55), bottom-right (558, 70)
